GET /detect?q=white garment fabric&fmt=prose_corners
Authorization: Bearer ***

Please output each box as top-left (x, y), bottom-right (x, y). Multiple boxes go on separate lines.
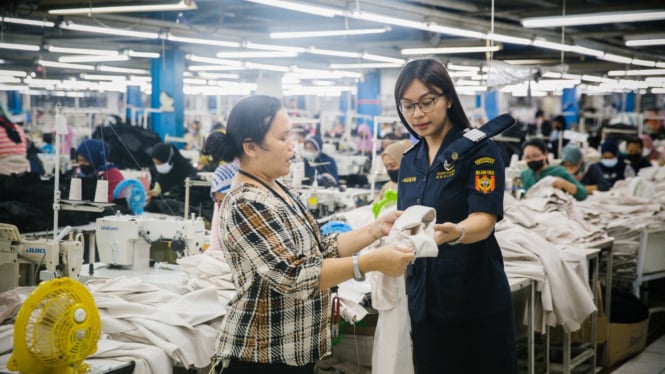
top-left (177, 250), bottom-right (237, 306)
top-left (92, 335), bottom-right (172, 374)
top-left (368, 205), bottom-right (437, 374)
top-left (86, 277), bottom-right (225, 369)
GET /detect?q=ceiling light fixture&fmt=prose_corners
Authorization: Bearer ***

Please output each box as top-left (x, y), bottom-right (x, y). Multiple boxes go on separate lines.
top-left (271, 27), bottom-right (389, 39)
top-left (401, 46), bottom-right (501, 55)
top-left (0, 42), bottom-right (40, 52)
top-left (38, 60), bottom-right (95, 71)
top-left (608, 68), bottom-right (665, 76)
top-left (59, 55), bottom-right (130, 63)
top-left (361, 53), bottom-right (405, 64)
top-left (188, 65), bottom-right (244, 71)
top-left (49, 0), bottom-right (197, 15)
top-left (167, 34), bottom-right (239, 48)
top-left (532, 38), bottom-right (572, 52)
top-left (215, 51), bottom-right (298, 58)
top-left (48, 46), bottom-right (118, 55)
top-left (522, 10), bottom-right (665, 28)
top-left (600, 53), bottom-right (633, 64)
top-left (126, 50), bottom-right (160, 58)
top-left (243, 0), bottom-right (343, 18)
top-left (98, 65), bottom-right (150, 74)
top-left (570, 45), bottom-right (605, 58)
top-left (625, 33), bottom-right (665, 47)
top-left (186, 55), bottom-right (242, 66)
top-left (329, 62), bottom-right (404, 69)
top-left (244, 42), bottom-right (305, 53)
top-left (80, 74), bottom-right (126, 81)
top-left (486, 33), bottom-right (532, 46)
top-left (1, 16), bottom-right (55, 27)
top-left (60, 21), bottom-right (159, 39)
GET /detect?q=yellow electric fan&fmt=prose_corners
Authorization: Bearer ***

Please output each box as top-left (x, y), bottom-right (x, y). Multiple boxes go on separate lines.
top-left (8, 277), bottom-right (102, 374)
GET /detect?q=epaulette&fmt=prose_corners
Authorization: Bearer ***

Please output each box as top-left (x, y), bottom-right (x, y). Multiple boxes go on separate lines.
top-left (441, 113), bottom-right (516, 170)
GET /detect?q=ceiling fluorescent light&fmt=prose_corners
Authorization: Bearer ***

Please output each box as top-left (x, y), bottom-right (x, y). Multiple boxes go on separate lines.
top-left (187, 55), bottom-right (242, 66)
top-left (48, 46), bottom-right (118, 55)
top-left (0, 85), bottom-right (28, 92)
top-left (126, 50), bottom-right (160, 58)
top-left (38, 60), bottom-right (95, 70)
top-left (244, 62), bottom-right (289, 72)
top-left (0, 42), bottom-right (40, 52)
top-left (60, 21), bottom-right (159, 39)
top-left (0, 70), bottom-right (27, 77)
top-left (188, 65), bottom-right (244, 71)
top-left (167, 34), bottom-right (239, 48)
top-left (245, 42), bottom-right (305, 53)
top-left (522, 10), bottom-right (665, 28)
top-left (609, 68), bottom-right (665, 76)
top-left (60, 55), bottom-right (130, 63)
top-left (197, 72), bottom-right (240, 79)
top-left (243, 0), bottom-right (343, 18)
top-left (1, 17), bottom-right (54, 27)
top-left (401, 46), bottom-right (501, 55)
top-left (571, 45), bottom-right (604, 58)
top-left (447, 63), bottom-right (481, 72)
top-left (486, 33), bottom-right (532, 46)
top-left (80, 74), bottom-right (126, 81)
top-left (631, 59), bottom-right (656, 67)
top-left (626, 38), bottom-right (665, 47)
top-left (330, 62), bottom-right (404, 69)
top-left (216, 51), bottom-right (298, 58)
top-left (308, 47), bottom-right (361, 59)
top-left (49, 0), bottom-right (197, 15)
top-left (361, 53), bottom-right (405, 64)
top-left (350, 11), bottom-right (431, 30)
top-left (98, 65), bottom-right (149, 74)
top-left (533, 39), bottom-right (572, 52)
top-left (600, 53), bottom-right (632, 64)
top-left (426, 23), bottom-right (485, 39)
top-left (271, 27), bottom-right (389, 39)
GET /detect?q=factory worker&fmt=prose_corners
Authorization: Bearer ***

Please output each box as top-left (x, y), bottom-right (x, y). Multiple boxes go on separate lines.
top-left (210, 94), bottom-right (414, 373)
top-left (149, 143), bottom-right (197, 199)
top-left (75, 139), bottom-right (124, 202)
top-left (377, 139), bottom-right (413, 201)
top-left (560, 143), bottom-right (609, 194)
top-left (394, 57), bottom-right (516, 374)
top-left (521, 138), bottom-right (588, 201)
top-left (303, 134), bottom-right (339, 187)
top-left (596, 139), bottom-right (634, 187)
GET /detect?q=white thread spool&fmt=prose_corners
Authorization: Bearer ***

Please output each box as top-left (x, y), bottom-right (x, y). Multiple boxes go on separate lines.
top-left (69, 178), bottom-right (82, 200)
top-left (94, 179), bottom-right (109, 203)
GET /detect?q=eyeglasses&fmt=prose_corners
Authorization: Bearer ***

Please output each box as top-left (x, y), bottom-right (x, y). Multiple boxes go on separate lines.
top-left (399, 95), bottom-right (444, 115)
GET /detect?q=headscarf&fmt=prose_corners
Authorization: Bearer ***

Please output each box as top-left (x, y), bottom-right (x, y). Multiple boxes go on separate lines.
top-left (150, 143), bottom-right (197, 195)
top-left (381, 139), bottom-right (413, 165)
top-left (304, 135), bottom-right (323, 154)
top-left (76, 139), bottom-right (115, 172)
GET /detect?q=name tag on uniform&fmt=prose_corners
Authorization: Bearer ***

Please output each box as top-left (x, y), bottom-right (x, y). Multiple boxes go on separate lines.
top-left (401, 176), bottom-right (417, 183)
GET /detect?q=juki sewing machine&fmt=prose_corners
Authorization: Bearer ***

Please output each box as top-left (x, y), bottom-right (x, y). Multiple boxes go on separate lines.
top-left (95, 213), bottom-right (206, 269)
top-left (0, 223), bottom-right (84, 292)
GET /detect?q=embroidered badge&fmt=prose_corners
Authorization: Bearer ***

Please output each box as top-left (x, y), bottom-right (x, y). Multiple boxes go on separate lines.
top-left (475, 169), bottom-right (495, 193)
top-left (474, 157), bottom-right (495, 166)
top-left (401, 176), bottom-right (417, 183)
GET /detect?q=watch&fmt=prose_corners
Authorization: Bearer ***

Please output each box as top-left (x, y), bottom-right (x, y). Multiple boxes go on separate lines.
top-left (352, 253), bottom-right (365, 282)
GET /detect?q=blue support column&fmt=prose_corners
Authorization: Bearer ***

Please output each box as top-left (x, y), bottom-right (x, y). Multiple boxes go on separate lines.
top-left (625, 91), bottom-right (636, 113)
top-left (150, 49), bottom-right (185, 142)
top-left (562, 87), bottom-right (579, 128)
top-left (357, 70), bottom-right (381, 133)
top-left (126, 85), bottom-right (142, 125)
top-left (484, 90), bottom-right (499, 120)
top-left (7, 91), bottom-right (22, 115)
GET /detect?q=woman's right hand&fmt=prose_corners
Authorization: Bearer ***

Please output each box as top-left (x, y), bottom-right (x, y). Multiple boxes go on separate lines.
top-left (367, 246), bottom-right (415, 277)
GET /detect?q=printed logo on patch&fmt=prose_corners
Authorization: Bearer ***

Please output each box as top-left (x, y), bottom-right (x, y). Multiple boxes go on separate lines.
top-left (475, 174), bottom-right (495, 193)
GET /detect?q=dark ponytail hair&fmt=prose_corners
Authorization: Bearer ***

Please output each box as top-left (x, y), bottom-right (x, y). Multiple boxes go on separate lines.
top-left (220, 95), bottom-right (282, 163)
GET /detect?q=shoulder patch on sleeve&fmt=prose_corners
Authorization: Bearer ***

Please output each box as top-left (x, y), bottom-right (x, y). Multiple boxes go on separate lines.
top-left (473, 156), bottom-right (496, 166)
top-left (474, 169), bottom-right (496, 193)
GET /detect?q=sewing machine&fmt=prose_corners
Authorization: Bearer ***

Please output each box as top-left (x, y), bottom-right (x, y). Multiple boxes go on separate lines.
top-left (296, 185), bottom-right (372, 220)
top-left (95, 213), bottom-right (206, 269)
top-left (0, 223), bottom-right (84, 292)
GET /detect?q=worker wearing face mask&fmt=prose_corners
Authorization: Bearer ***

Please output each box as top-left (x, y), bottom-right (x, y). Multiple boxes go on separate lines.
top-left (75, 139), bottom-right (124, 202)
top-left (377, 139), bottom-right (413, 201)
top-left (149, 143), bottom-right (197, 199)
top-left (625, 136), bottom-right (653, 175)
top-left (302, 135), bottom-right (339, 187)
top-left (520, 138), bottom-right (587, 200)
top-left (596, 139), bottom-right (634, 187)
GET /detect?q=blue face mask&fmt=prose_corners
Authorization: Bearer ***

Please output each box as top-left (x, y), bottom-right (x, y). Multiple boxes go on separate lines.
top-left (601, 158), bottom-right (618, 168)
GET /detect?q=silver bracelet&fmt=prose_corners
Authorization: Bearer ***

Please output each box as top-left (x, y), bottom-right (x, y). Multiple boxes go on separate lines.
top-left (447, 224), bottom-right (465, 246)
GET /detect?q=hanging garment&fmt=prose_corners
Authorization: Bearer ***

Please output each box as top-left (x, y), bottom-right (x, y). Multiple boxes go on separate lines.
top-left (369, 205), bottom-right (438, 374)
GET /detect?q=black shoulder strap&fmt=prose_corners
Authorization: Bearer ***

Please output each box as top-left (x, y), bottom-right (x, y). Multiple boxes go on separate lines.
top-left (441, 113), bottom-right (516, 170)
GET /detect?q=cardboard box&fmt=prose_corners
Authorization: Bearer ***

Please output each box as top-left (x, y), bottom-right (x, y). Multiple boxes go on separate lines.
top-left (607, 317), bottom-right (649, 366)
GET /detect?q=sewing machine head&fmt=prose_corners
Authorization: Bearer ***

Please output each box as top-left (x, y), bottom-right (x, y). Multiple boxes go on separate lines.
top-left (0, 223), bottom-right (84, 292)
top-left (95, 213), bottom-right (206, 269)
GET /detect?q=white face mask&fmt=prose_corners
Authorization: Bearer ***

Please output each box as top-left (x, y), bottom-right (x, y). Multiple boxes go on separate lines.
top-left (302, 150), bottom-right (317, 162)
top-left (156, 162), bottom-right (173, 174)
top-left (600, 158), bottom-right (618, 168)
top-left (643, 148), bottom-right (652, 157)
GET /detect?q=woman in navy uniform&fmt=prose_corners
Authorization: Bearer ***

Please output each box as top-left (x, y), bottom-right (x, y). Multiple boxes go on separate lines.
top-left (394, 58), bottom-right (516, 374)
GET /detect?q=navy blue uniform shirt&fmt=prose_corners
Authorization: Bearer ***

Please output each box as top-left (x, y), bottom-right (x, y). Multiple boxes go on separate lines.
top-left (397, 128), bottom-right (512, 322)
